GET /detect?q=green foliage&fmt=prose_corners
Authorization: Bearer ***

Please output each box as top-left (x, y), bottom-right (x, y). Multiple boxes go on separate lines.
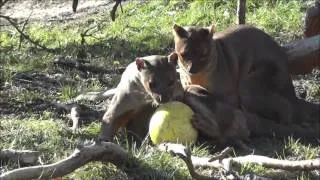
top-left (59, 84), bottom-right (79, 102)
top-left (0, 118), bottom-right (76, 163)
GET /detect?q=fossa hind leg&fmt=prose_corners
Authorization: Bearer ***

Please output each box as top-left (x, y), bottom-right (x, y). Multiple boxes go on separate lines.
top-left (183, 85), bottom-right (250, 146)
top-left (99, 93), bottom-right (144, 142)
top-left (126, 104), bottom-right (156, 144)
top-left (183, 85), bottom-right (221, 139)
top-left (239, 62), bottom-right (294, 124)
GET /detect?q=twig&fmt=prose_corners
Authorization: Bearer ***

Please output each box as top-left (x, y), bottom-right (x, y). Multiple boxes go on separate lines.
top-left (158, 143), bottom-right (217, 180)
top-left (0, 15), bottom-right (59, 53)
top-left (78, 26), bottom-right (100, 58)
top-left (208, 147), bottom-right (233, 162)
top-left (0, 142), bottom-right (128, 180)
top-left (0, 0), bottom-right (9, 8)
top-left (0, 149), bottom-right (40, 165)
top-left (18, 12), bottom-right (33, 50)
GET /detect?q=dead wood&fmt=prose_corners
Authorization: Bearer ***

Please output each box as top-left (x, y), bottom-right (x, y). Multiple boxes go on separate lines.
top-left (158, 143), bottom-right (217, 180)
top-left (0, 0), bottom-right (9, 9)
top-left (283, 35), bottom-right (320, 75)
top-left (304, 1), bottom-right (320, 37)
top-left (284, 35), bottom-right (320, 62)
top-left (53, 56), bottom-right (126, 75)
top-left (159, 143), bottom-right (320, 179)
top-left (0, 149), bottom-right (40, 165)
top-left (0, 142), bottom-right (128, 180)
top-left (208, 147), bottom-right (233, 162)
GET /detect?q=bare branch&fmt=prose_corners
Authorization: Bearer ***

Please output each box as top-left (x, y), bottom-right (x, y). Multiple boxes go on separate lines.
top-left (208, 147), bottom-right (233, 162)
top-left (0, 142), bottom-right (128, 180)
top-left (0, 15), bottom-right (59, 53)
top-left (18, 12), bottom-right (33, 50)
top-left (0, 0), bottom-right (9, 9)
top-left (0, 149), bottom-right (40, 165)
top-left (158, 143), bottom-right (217, 180)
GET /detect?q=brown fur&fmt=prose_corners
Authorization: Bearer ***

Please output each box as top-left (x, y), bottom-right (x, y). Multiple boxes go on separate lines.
top-left (99, 54), bottom-right (183, 142)
top-left (172, 24), bottom-right (319, 125)
top-left (183, 85), bottom-right (320, 146)
top-left (183, 85), bottom-right (250, 146)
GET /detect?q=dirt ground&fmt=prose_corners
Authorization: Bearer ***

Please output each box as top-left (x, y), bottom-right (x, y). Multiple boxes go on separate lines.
top-left (1, 0), bottom-right (115, 23)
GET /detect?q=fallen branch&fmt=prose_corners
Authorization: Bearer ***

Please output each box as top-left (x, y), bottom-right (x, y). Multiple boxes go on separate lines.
top-left (0, 142), bottom-right (128, 180)
top-left (0, 149), bottom-right (40, 165)
top-left (53, 56), bottom-right (126, 75)
top-left (159, 143), bottom-right (320, 179)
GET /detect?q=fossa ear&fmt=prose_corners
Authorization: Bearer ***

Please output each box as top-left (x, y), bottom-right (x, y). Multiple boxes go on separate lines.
top-left (168, 52), bottom-right (178, 66)
top-left (136, 58), bottom-right (148, 71)
top-left (172, 24), bottom-right (189, 39)
top-left (208, 24), bottom-right (216, 38)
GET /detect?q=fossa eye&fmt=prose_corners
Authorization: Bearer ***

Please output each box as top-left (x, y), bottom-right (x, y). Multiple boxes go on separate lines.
top-left (149, 81), bottom-right (156, 89)
top-left (168, 79), bottom-right (175, 87)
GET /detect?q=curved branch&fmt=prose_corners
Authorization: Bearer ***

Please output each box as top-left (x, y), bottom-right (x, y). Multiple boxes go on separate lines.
top-left (0, 142), bottom-right (128, 180)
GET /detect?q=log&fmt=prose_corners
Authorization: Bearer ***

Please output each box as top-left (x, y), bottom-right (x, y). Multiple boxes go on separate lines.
top-left (304, 1), bottom-right (320, 37)
top-left (0, 142), bottom-right (128, 180)
top-left (283, 35), bottom-right (320, 74)
top-left (283, 35), bottom-right (320, 75)
top-left (285, 1), bottom-right (320, 75)
top-left (0, 149), bottom-right (40, 165)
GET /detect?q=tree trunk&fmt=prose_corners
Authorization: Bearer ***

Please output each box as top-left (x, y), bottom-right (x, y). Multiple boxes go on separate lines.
top-left (237, 0), bottom-right (246, 24)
